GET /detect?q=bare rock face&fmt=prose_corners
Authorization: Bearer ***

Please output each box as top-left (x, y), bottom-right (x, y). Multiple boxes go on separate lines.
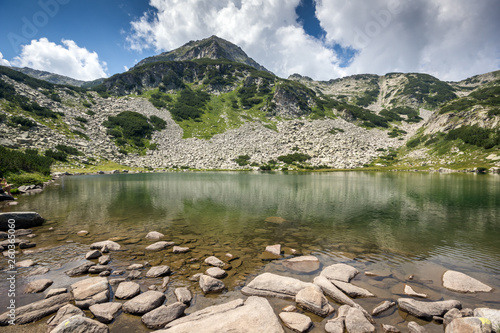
top-left (282, 256), bottom-right (320, 273)
top-left (71, 277), bottom-right (110, 309)
top-left (320, 263), bottom-right (359, 283)
top-left (242, 272), bottom-right (315, 300)
top-left (279, 311), bottom-right (313, 333)
top-left (445, 317), bottom-right (492, 333)
top-left (397, 298), bottom-right (462, 319)
top-left (115, 281), bottom-right (141, 299)
top-left (122, 290), bottom-right (166, 315)
top-left (141, 302), bottom-right (186, 329)
top-left (199, 275), bottom-right (225, 293)
top-left (345, 307), bottom-right (376, 333)
top-left (442, 270), bottom-right (492, 293)
top-left (49, 315), bottom-right (109, 333)
top-left (89, 302), bottom-right (122, 324)
top-left (0, 293), bottom-right (71, 325)
top-left (295, 285), bottom-right (333, 317)
top-left (46, 304), bottom-right (85, 332)
top-left (24, 278), bottom-right (53, 293)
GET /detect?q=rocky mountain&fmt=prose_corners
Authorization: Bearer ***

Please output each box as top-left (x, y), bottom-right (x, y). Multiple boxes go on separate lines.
top-left (0, 36), bottom-right (499, 172)
top-left (11, 67), bottom-right (103, 88)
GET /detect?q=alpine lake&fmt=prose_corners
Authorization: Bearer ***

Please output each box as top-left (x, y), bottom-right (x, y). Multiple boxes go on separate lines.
top-left (1, 171), bottom-right (499, 332)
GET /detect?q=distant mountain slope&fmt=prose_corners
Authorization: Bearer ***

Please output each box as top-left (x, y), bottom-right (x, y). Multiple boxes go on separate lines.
top-left (134, 35), bottom-right (270, 73)
top-left (11, 67), bottom-right (104, 88)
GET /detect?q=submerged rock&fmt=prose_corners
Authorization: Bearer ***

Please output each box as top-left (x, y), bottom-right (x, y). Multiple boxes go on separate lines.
top-left (145, 231), bottom-right (164, 240)
top-left (90, 240), bottom-right (121, 251)
top-left (371, 300), bottom-right (396, 316)
top-left (204, 256), bottom-right (225, 267)
top-left (242, 272), bottom-right (315, 300)
top-left (146, 241), bottom-right (175, 251)
top-left (397, 298), bottom-right (461, 319)
top-left (282, 256), bottom-right (320, 273)
top-left (442, 270), bottom-right (492, 293)
top-left (404, 285), bottom-right (429, 298)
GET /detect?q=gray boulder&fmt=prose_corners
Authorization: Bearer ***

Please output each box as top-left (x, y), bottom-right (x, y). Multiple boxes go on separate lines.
top-left (204, 256), bottom-right (225, 267)
top-left (145, 241), bottom-right (174, 251)
top-left (206, 267), bottom-right (227, 279)
top-left (90, 240), bottom-right (121, 251)
top-left (474, 308), bottom-right (500, 332)
top-left (122, 290), bottom-right (165, 315)
top-left (49, 315), bottom-right (109, 333)
top-left (279, 311), bottom-right (312, 333)
top-left (442, 270), bottom-right (492, 293)
top-left (85, 250), bottom-right (102, 260)
top-left (445, 317), bottom-right (492, 333)
top-left (141, 302), bottom-right (186, 329)
top-left (199, 275), bottom-right (225, 293)
top-left (408, 321), bottom-right (428, 333)
top-left (98, 255), bottom-right (111, 265)
top-left (146, 265), bottom-right (171, 278)
top-left (321, 263), bottom-right (359, 282)
top-left (397, 298), bottom-right (461, 319)
top-left (46, 304), bottom-right (84, 332)
top-left (88, 265), bottom-right (112, 274)
top-left (295, 285), bottom-right (333, 317)
top-left (71, 277), bottom-right (110, 309)
top-left (89, 302), bottom-right (122, 323)
top-left (174, 287), bottom-right (192, 305)
top-left (65, 261), bottom-right (95, 277)
top-left (115, 281), bottom-right (141, 299)
top-left (325, 317), bottom-right (345, 333)
top-left (241, 272), bottom-right (315, 300)
top-left (0, 293), bottom-right (71, 325)
top-left (345, 307), bottom-right (376, 333)
top-left (0, 212), bottom-right (45, 231)
top-left (24, 278), bottom-right (53, 293)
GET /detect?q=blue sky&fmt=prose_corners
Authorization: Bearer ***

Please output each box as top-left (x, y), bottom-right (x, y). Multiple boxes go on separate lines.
top-left (0, 0), bottom-right (499, 81)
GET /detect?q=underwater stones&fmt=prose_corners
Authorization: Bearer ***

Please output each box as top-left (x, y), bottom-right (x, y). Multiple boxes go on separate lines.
top-left (145, 231), bottom-right (164, 240)
top-left (90, 240), bottom-right (121, 251)
top-left (442, 270), bottom-right (492, 293)
top-left (282, 256), bottom-right (320, 273)
top-left (371, 301), bottom-right (396, 316)
top-left (146, 241), bottom-right (175, 251)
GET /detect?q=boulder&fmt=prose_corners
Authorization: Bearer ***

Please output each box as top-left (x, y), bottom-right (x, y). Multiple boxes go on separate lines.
top-left (127, 263), bottom-right (144, 270)
top-left (145, 241), bottom-right (174, 251)
top-left (279, 312), bottom-right (312, 333)
top-left (88, 265), bottom-right (112, 274)
top-left (128, 269), bottom-right (141, 280)
top-left (397, 298), bottom-right (462, 319)
top-left (408, 321), bottom-right (427, 333)
top-left (46, 304), bottom-right (84, 331)
top-left (98, 255), bottom-right (111, 265)
top-left (204, 256), bottom-right (225, 267)
top-left (45, 288), bottom-right (67, 299)
top-left (71, 277), bottom-right (110, 309)
top-left (242, 273), bottom-right (315, 300)
top-left (444, 308), bottom-right (463, 325)
top-left (442, 270), bottom-right (492, 293)
top-left (371, 300), bottom-right (396, 316)
top-left (161, 297), bottom-right (284, 333)
top-left (145, 231), bottom-right (164, 240)
top-left (65, 261), bottom-right (95, 277)
top-left (16, 259), bottom-right (35, 268)
top-left (382, 324), bottom-right (401, 333)
top-left (0, 293), bottom-right (71, 325)
top-left (206, 267), bottom-right (227, 279)
top-left (122, 290), bottom-right (166, 315)
top-left (141, 302), bottom-right (186, 329)
top-left (295, 286), bottom-right (333, 317)
top-left (445, 317), bottom-right (492, 333)
top-left (282, 256), bottom-right (320, 273)
top-left (49, 315), bottom-right (109, 333)
top-left (115, 281), bottom-right (141, 299)
top-left (265, 244), bottom-right (281, 256)
top-left (174, 287), bottom-right (192, 305)
top-left (331, 280), bottom-right (375, 298)
top-left (89, 302), bottom-right (122, 324)
top-left (314, 276), bottom-right (357, 307)
top-left (173, 246), bottom-right (190, 253)
top-left (146, 265), bottom-right (171, 278)
top-left (24, 278), bottom-right (53, 293)
top-left (345, 307), bottom-right (376, 333)
top-left (199, 275), bottom-right (225, 293)
top-left (321, 263), bottom-right (359, 283)
top-left (90, 240), bottom-right (121, 251)
top-left (77, 230), bottom-right (89, 236)
top-left (325, 317), bottom-right (345, 333)
top-left (404, 285), bottom-right (428, 298)
top-left (473, 308), bottom-right (500, 332)
top-left (26, 266), bottom-right (50, 277)
top-left (0, 212), bottom-right (45, 231)
top-left (85, 250), bottom-right (102, 260)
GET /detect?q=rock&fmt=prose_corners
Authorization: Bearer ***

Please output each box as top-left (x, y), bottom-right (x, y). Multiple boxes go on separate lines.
top-left (279, 312), bottom-right (313, 333)
top-left (127, 263), bottom-right (144, 270)
top-left (345, 307), bottom-right (376, 333)
top-left (145, 231), bottom-right (164, 240)
top-left (445, 317), bottom-right (492, 333)
top-left (49, 315), bottom-right (109, 333)
top-left (26, 266), bottom-right (50, 277)
top-left (0, 293), bottom-right (71, 325)
top-left (199, 274), bottom-right (225, 293)
top-left (206, 267), bottom-right (227, 279)
top-left (85, 250), bottom-right (102, 260)
top-left (404, 285), bottom-right (429, 298)
top-left (109, 278), bottom-right (126, 286)
top-left (89, 302), bottom-right (122, 324)
top-left (242, 272), bottom-right (316, 300)
top-left (16, 259), bottom-right (35, 267)
top-left (128, 269), bottom-right (141, 280)
top-left (265, 216), bottom-right (287, 224)
top-left (325, 317), bottom-right (345, 333)
top-left (77, 230), bottom-right (89, 236)
top-left (442, 270), bottom-right (492, 293)
top-left (444, 308), bottom-right (463, 325)
top-left (45, 288), bottom-right (67, 298)
top-left (24, 278), bottom-right (53, 293)
top-left (173, 246), bottom-right (190, 253)
top-left (382, 324), bottom-right (401, 333)
top-left (397, 298), bottom-right (462, 319)
top-left (71, 277), bottom-right (110, 309)
top-left (46, 304), bottom-right (85, 331)
top-left (175, 287), bottom-right (192, 304)
top-left (282, 256), bottom-right (320, 273)
top-left (101, 244), bottom-right (110, 253)
top-left (142, 302), bottom-right (187, 329)
top-left (283, 305), bottom-right (298, 312)
top-left (162, 297), bottom-right (284, 333)
top-left (313, 276), bottom-right (357, 307)
top-left (331, 280), bottom-right (375, 298)
top-left (65, 261), bottom-right (95, 276)
top-left (19, 242), bottom-right (36, 249)
top-left (321, 263), bottom-right (359, 282)
top-left (90, 240), bottom-right (121, 251)
top-left (146, 241), bottom-right (175, 251)
top-left (265, 244), bottom-right (281, 256)
top-left (98, 255), bottom-right (111, 265)
top-left (88, 265), bottom-right (112, 274)
top-left (371, 300), bottom-right (396, 316)
top-left (295, 285), bottom-right (333, 317)
top-left (189, 273), bottom-right (203, 282)
top-left (115, 281), bottom-right (141, 299)
top-left (204, 256), bottom-right (225, 267)
top-left (473, 308), bottom-right (500, 331)
top-left (122, 290), bottom-right (166, 315)
top-left (146, 265), bottom-right (171, 277)
top-left (0, 212), bottom-right (45, 231)
top-left (162, 276), bottom-right (170, 289)
top-left (408, 321), bottom-right (427, 333)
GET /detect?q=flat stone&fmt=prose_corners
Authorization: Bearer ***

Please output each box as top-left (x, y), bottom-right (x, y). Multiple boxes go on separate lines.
top-left (175, 287), bottom-right (192, 304)
top-left (371, 300), bottom-right (396, 316)
top-left (50, 315), bottom-right (109, 333)
top-left (99, 255), bottom-right (111, 265)
top-left (24, 278), bottom-right (53, 293)
top-left (279, 312), bottom-right (312, 333)
top-left (314, 275), bottom-right (358, 307)
top-left (89, 302), bottom-right (122, 323)
top-left (282, 256), bottom-right (320, 273)
top-left (127, 263), bottom-right (144, 270)
top-left (345, 307), bottom-right (376, 333)
top-left (88, 265), bottom-right (112, 274)
top-left (296, 285), bottom-right (333, 317)
top-left (145, 231), bottom-right (164, 240)
top-left (442, 270), bottom-right (492, 293)
top-left (265, 244), bottom-right (281, 256)
top-left (146, 265), bottom-right (171, 277)
top-left (85, 250), bottom-right (102, 260)
top-left (473, 308), bottom-right (500, 331)
top-left (445, 317), bottom-right (492, 333)
top-left (141, 302), bottom-right (186, 329)
top-left (0, 212), bottom-right (45, 231)
top-left (77, 230), bottom-right (89, 236)
top-left (242, 272), bottom-right (316, 300)
top-left (331, 280), bottom-right (375, 298)
top-left (199, 274), bottom-right (225, 293)
top-left (397, 298), bottom-right (462, 319)
top-left (65, 261), bottom-right (95, 276)
top-left (122, 290), bottom-right (166, 315)
top-left (204, 256), bottom-right (225, 267)
top-left (90, 240), bottom-right (121, 251)
top-left (26, 266), bottom-right (50, 277)
top-left (45, 287), bottom-right (67, 298)
top-left (206, 267), bottom-right (227, 279)
top-left (128, 269), bottom-right (141, 280)
top-left (71, 277), bottom-right (110, 309)
top-left (0, 293), bottom-right (71, 325)
top-left (321, 263), bottom-right (359, 283)
top-left (115, 281), bottom-right (141, 299)
top-left (146, 241), bottom-right (175, 251)
top-left (46, 304), bottom-right (85, 332)
top-left (382, 324), bottom-right (401, 333)
top-left (173, 246), bottom-right (190, 253)
top-left (16, 259), bottom-right (35, 268)
top-left (325, 317), bottom-right (345, 333)
top-left (408, 321), bottom-right (427, 333)
top-left (161, 297), bottom-right (284, 333)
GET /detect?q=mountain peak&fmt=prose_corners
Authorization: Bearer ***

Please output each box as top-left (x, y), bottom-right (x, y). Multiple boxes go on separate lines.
top-left (134, 35), bottom-right (270, 73)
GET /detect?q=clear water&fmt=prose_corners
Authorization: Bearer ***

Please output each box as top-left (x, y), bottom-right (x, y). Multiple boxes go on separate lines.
top-left (1, 172), bottom-right (499, 332)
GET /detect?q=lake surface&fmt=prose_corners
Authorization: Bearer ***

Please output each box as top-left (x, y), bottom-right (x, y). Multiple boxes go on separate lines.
top-left (1, 171), bottom-right (500, 332)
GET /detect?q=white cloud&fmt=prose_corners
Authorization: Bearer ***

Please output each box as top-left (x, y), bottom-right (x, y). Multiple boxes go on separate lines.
top-left (0, 52), bottom-right (10, 67)
top-left (127, 0), bottom-right (500, 81)
top-left (12, 38), bottom-right (108, 81)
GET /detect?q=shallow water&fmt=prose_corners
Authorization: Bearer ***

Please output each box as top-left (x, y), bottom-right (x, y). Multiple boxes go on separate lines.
top-left (1, 171), bottom-right (499, 332)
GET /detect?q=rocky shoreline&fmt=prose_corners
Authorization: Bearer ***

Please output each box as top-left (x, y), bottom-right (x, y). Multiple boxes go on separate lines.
top-left (0, 216), bottom-right (499, 333)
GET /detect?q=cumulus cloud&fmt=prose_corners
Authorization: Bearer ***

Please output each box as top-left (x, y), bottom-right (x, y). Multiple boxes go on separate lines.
top-left (12, 38), bottom-right (108, 81)
top-left (0, 52), bottom-right (10, 66)
top-left (127, 0), bottom-right (500, 81)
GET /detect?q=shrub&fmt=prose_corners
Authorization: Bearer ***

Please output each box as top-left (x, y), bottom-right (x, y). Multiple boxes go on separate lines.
top-left (55, 144), bottom-right (81, 156)
top-left (0, 146), bottom-right (52, 176)
top-left (277, 153), bottom-right (311, 164)
top-left (44, 149), bottom-right (67, 162)
top-left (445, 125), bottom-right (500, 149)
top-left (406, 137), bottom-right (421, 148)
top-left (0, 113), bottom-right (6, 123)
top-left (74, 116), bottom-right (88, 123)
top-left (234, 155), bottom-right (251, 166)
top-left (8, 116), bottom-right (37, 130)
top-left (170, 88), bottom-right (211, 121)
top-left (149, 115), bottom-right (167, 130)
top-left (103, 111), bottom-right (154, 141)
